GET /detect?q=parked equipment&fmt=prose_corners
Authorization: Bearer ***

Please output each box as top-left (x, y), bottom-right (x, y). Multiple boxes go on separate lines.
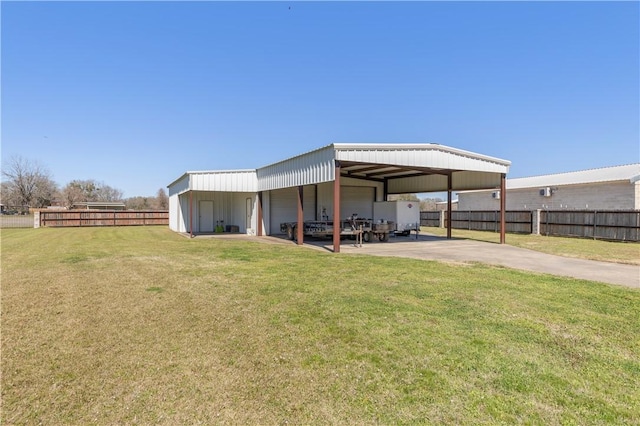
top-left (373, 201), bottom-right (420, 237)
top-left (280, 214), bottom-right (393, 243)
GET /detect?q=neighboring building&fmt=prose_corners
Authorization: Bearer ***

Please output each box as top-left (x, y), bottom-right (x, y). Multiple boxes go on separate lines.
top-left (72, 201), bottom-right (127, 210)
top-left (435, 200), bottom-right (458, 211)
top-left (457, 164), bottom-right (640, 211)
top-left (168, 143), bottom-right (511, 249)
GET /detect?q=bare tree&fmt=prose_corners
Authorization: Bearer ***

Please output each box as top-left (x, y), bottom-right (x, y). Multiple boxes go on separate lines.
top-left (59, 181), bottom-right (85, 208)
top-left (419, 198), bottom-right (444, 211)
top-left (387, 193), bottom-right (420, 202)
top-left (155, 188), bottom-right (168, 210)
top-left (1, 156), bottom-right (58, 210)
top-left (95, 184), bottom-right (123, 203)
top-left (124, 196), bottom-right (151, 210)
top-left (60, 179), bottom-right (123, 208)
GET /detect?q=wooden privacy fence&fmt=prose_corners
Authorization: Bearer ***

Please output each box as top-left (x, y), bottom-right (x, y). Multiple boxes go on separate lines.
top-left (420, 211), bottom-right (440, 227)
top-left (541, 210), bottom-right (640, 241)
top-left (37, 210), bottom-right (168, 228)
top-left (421, 209), bottom-right (640, 242)
top-left (420, 210), bottom-right (532, 234)
top-left (451, 210), bottom-right (533, 234)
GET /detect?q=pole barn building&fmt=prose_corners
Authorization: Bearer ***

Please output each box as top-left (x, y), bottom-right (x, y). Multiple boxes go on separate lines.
top-left (168, 143), bottom-right (511, 251)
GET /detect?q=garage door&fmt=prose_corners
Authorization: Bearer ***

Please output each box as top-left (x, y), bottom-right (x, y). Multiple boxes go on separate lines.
top-left (269, 187), bottom-right (317, 234)
top-left (341, 186), bottom-right (375, 220)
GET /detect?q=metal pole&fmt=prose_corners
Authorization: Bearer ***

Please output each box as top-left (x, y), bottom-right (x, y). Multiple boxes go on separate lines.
top-left (189, 191), bottom-right (193, 238)
top-left (297, 185), bottom-right (304, 245)
top-left (257, 192), bottom-right (263, 236)
top-left (447, 172), bottom-right (452, 239)
top-left (333, 160), bottom-right (341, 253)
top-left (500, 173), bottom-right (506, 244)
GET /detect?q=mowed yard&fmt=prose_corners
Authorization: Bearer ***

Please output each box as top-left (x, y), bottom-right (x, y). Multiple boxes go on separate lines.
top-left (2, 227), bottom-right (639, 425)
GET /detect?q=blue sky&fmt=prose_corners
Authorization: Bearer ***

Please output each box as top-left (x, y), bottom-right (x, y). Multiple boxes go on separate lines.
top-left (2, 1), bottom-right (638, 198)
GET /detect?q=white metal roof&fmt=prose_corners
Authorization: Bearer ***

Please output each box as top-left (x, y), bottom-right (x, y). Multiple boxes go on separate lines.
top-left (506, 163), bottom-right (640, 189)
top-left (257, 143), bottom-right (510, 192)
top-left (170, 143), bottom-right (511, 194)
top-left (168, 170), bottom-right (258, 194)
top-left (333, 143), bottom-right (511, 171)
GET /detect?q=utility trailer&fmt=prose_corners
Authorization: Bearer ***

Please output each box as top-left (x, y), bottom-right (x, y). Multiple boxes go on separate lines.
top-left (373, 201), bottom-right (421, 237)
top-left (280, 217), bottom-right (394, 242)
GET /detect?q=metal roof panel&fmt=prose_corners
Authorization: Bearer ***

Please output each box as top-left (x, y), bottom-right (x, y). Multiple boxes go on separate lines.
top-left (507, 164), bottom-right (640, 189)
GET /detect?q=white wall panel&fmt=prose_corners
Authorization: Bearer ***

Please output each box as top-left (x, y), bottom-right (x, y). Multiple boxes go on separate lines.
top-left (269, 188), bottom-right (297, 234)
top-left (191, 170), bottom-right (257, 192)
top-left (258, 146), bottom-right (335, 191)
top-left (168, 174), bottom-right (190, 196)
top-left (388, 174), bottom-right (449, 194)
top-left (341, 186), bottom-right (375, 220)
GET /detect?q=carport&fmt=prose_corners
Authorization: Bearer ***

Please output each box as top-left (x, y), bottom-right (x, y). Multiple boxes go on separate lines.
top-left (254, 143), bottom-right (510, 253)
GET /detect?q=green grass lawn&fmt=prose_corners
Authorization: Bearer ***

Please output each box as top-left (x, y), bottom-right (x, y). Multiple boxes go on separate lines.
top-left (422, 226), bottom-right (640, 265)
top-left (2, 227), bottom-right (639, 424)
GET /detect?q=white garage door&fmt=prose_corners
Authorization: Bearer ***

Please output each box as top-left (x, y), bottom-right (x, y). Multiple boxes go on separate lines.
top-left (341, 186), bottom-right (375, 220)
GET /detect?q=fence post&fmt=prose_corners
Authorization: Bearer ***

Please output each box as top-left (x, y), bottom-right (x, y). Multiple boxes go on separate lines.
top-left (34, 211), bottom-right (40, 228)
top-left (439, 210), bottom-right (445, 228)
top-left (593, 211), bottom-right (597, 240)
top-left (532, 209), bottom-right (541, 235)
top-left (545, 210), bottom-right (549, 236)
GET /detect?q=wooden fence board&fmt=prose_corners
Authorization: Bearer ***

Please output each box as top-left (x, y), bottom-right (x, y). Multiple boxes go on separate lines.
top-left (421, 210), bottom-right (533, 234)
top-left (421, 209), bottom-right (639, 242)
top-left (540, 210), bottom-right (640, 241)
top-left (419, 211), bottom-right (440, 227)
top-left (40, 210), bottom-right (169, 228)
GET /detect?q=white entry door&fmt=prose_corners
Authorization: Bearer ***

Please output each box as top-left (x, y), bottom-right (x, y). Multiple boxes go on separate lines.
top-left (199, 200), bottom-right (214, 232)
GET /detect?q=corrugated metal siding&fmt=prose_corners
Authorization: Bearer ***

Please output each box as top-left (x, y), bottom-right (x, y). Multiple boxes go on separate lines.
top-left (168, 174), bottom-right (190, 196)
top-left (269, 188), bottom-right (297, 234)
top-left (341, 186), bottom-right (375, 220)
top-left (387, 171), bottom-right (502, 193)
top-left (256, 143), bottom-right (509, 193)
top-left (388, 174), bottom-right (449, 194)
top-left (334, 144), bottom-right (510, 173)
top-left (268, 186), bottom-right (318, 233)
top-left (257, 146), bottom-right (335, 191)
top-left (190, 170), bottom-right (257, 192)
top-left (452, 171), bottom-right (503, 191)
top-left (169, 193), bottom-right (182, 232)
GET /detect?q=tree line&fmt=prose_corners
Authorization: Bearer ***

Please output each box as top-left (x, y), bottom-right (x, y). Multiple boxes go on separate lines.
top-left (387, 194), bottom-right (445, 212)
top-left (1, 156), bottom-right (168, 212)
top-left (2, 156), bottom-right (444, 213)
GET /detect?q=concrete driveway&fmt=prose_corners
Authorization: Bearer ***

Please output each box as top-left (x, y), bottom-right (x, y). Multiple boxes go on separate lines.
top-left (190, 232), bottom-right (639, 288)
top-left (275, 233), bottom-right (640, 289)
